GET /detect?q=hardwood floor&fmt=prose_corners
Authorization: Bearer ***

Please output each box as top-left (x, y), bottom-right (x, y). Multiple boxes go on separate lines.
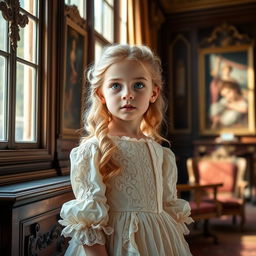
top-left (187, 203), bottom-right (256, 256)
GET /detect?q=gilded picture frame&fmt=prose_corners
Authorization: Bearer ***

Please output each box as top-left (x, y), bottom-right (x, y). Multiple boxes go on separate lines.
top-left (61, 6), bottom-right (87, 138)
top-left (199, 45), bottom-right (255, 135)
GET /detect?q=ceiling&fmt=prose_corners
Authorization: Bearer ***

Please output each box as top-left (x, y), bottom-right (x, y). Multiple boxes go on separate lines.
top-left (159, 0), bottom-right (256, 13)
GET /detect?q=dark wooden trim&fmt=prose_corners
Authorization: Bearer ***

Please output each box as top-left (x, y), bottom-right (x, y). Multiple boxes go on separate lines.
top-left (0, 176), bottom-right (71, 206)
top-left (165, 2), bottom-right (256, 29)
top-left (87, 0), bottom-right (95, 63)
top-left (0, 169), bottom-right (58, 186)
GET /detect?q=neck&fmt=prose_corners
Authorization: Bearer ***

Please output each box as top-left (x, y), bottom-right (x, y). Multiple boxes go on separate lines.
top-left (108, 118), bottom-right (146, 138)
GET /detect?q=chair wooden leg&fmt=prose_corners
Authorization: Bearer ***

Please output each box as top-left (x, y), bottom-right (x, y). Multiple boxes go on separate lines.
top-left (232, 215), bottom-right (237, 225)
top-left (240, 211), bottom-right (246, 232)
top-left (193, 221), bottom-right (199, 230)
top-left (203, 219), bottom-right (218, 244)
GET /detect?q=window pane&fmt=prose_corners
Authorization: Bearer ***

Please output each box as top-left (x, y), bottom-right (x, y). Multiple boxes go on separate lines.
top-left (120, 22), bottom-right (127, 44)
top-left (17, 17), bottom-right (37, 64)
top-left (20, 0), bottom-right (39, 17)
top-left (103, 2), bottom-right (113, 42)
top-left (120, 0), bottom-right (127, 20)
top-left (15, 62), bottom-right (37, 142)
top-left (119, 0), bottom-right (127, 43)
top-left (95, 41), bottom-right (104, 63)
top-left (65, 0), bottom-right (87, 19)
top-left (0, 11), bottom-right (8, 51)
top-left (0, 56), bottom-right (7, 141)
top-left (94, 0), bottom-right (103, 34)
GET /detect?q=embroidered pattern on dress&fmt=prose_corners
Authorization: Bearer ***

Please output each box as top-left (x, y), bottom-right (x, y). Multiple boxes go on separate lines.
top-left (71, 143), bottom-right (97, 200)
top-left (111, 140), bottom-right (157, 211)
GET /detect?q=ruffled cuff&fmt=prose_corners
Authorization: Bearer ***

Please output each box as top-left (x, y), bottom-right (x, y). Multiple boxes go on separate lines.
top-left (59, 219), bottom-right (113, 246)
top-left (164, 199), bottom-right (194, 235)
top-left (175, 213), bottom-right (194, 235)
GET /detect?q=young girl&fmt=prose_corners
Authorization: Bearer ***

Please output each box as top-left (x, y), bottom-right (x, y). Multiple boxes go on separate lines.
top-left (59, 44), bottom-right (193, 256)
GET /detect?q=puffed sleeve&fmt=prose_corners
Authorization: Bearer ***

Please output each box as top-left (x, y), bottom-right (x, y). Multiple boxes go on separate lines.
top-left (162, 147), bottom-right (193, 235)
top-left (58, 141), bottom-right (113, 246)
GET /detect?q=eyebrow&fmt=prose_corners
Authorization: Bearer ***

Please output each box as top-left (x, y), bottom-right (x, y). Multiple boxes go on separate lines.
top-left (107, 77), bottom-right (149, 82)
top-left (134, 77), bottom-right (148, 81)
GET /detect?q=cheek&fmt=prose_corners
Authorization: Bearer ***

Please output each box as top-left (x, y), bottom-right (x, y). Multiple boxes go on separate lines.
top-left (105, 94), bottom-right (118, 107)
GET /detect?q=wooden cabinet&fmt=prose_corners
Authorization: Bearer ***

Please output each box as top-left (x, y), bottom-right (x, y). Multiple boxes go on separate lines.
top-left (0, 176), bottom-right (73, 256)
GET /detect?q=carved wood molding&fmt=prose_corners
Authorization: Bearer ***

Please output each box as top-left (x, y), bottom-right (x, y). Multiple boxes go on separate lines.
top-left (200, 23), bottom-right (253, 48)
top-left (26, 222), bottom-right (67, 256)
top-left (0, 0), bottom-right (29, 51)
top-left (65, 5), bottom-right (86, 30)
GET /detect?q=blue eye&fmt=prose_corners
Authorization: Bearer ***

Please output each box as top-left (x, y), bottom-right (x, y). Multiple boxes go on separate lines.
top-left (134, 82), bottom-right (144, 89)
top-left (111, 83), bottom-right (121, 90)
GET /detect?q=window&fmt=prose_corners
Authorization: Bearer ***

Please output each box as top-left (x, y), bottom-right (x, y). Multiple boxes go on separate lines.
top-left (94, 0), bottom-right (114, 43)
top-left (65, 0), bottom-right (86, 19)
top-left (0, 0), bottom-right (40, 148)
top-left (0, 0), bottom-right (54, 185)
top-left (64, 0), bottom-right (128, 63)
top-left (0, 14), bottom-right (8, 142)
top-left (119, 0), bottom-right (127, 44)
top-left (94, 0), bottom-right (127, 62)
top-left (94, 0), bottom-right (113, 63)
top-left (95, 40), bottom-right (104, 63)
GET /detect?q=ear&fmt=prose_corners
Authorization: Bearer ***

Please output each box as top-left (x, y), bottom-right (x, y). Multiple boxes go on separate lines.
top-left (150, 86), bottom-right (160, 103)
top-left (96, 89), bottom-right (106, 104)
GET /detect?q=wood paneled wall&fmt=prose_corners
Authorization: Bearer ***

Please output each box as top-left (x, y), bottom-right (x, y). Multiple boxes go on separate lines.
top-left (159, 2), bottom-right (256, 183)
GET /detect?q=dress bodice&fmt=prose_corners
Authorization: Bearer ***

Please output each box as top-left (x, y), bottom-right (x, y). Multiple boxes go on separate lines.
top-left (107, 137), bottom-right (163, 213)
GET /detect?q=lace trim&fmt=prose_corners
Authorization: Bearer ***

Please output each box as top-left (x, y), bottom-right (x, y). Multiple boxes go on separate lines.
top-left (122, 212), bottom-right (140, 254)
top-left (108, 135), bottom-right (153, 142)
top-left (59, 219), bottom-right (113, 246)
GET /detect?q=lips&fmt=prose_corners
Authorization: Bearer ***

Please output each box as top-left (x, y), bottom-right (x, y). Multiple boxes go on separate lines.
top-left (121, 104), bottom-right (136, 110)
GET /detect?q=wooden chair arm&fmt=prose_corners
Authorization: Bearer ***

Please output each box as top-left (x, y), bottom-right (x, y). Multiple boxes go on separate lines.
top-left (177, 183), bottom-right (223, 192)
top-left (177, 183), bottom-right (223, 205)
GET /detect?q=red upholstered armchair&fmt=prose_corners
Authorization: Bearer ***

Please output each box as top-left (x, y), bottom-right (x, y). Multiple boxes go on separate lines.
top-left (187, 156), bottom-right (247, 230)
top-left (177, 183), bottom-right (222, 243)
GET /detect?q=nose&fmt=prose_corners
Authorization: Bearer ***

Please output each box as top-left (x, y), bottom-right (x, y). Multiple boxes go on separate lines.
top-left (122, 87), bottom-right (134, 100)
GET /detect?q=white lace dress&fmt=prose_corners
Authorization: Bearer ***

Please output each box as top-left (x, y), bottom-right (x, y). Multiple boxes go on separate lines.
top-left (59, 136), bottom-right (193, 256)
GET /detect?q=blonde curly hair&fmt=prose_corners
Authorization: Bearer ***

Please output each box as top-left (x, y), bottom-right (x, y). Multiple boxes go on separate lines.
top-left (80, 44), bottom-right (167, 183)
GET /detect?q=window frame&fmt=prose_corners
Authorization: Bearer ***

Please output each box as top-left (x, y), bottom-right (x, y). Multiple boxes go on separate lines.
top-left (0, 3), bottom-right (41, 149)
top-left (93, 0), bottom-right (122, 59)
top-left (0, 0), bottom-right (56, 184)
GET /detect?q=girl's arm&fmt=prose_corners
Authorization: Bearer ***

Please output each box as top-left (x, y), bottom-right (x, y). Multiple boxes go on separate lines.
top-left (84, 244), bottom-right (108, 256)
top-left (162, 147), bottom-right (193, 235)
top-left (226, 100), bottom-right (248, 113)
top-left (59, 143), bottom-right (113, 254)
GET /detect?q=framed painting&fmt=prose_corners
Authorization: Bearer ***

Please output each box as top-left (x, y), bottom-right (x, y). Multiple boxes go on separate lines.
top-left (61, 7), bottom-right (87, 138)
top-left (168, 34), bottom-right (191, 133)
top-left (199, 45), bottom-right (255, 135)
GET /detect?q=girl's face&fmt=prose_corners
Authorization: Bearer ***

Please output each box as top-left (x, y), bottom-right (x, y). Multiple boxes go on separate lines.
top-left (220, 87), bottom-right (238, 102)
top-left (98, 59), bottom-right (159, 124)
